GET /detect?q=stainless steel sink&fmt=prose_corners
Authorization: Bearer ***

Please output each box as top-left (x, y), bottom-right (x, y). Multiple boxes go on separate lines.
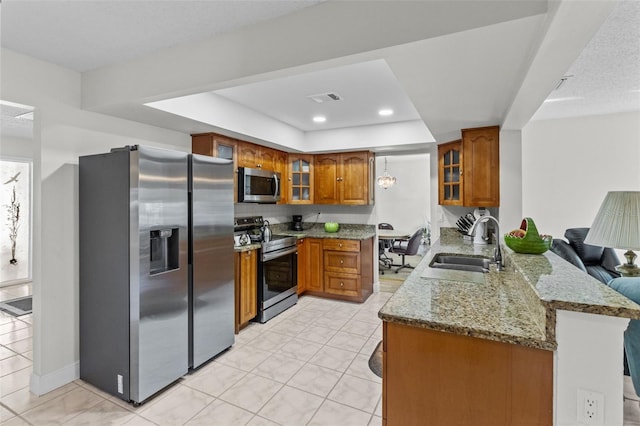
top-left (429, 254), bottom-right (490, 273)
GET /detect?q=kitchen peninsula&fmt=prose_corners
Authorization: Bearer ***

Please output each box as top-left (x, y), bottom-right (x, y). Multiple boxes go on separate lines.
top-left (379, 229), bottom-right (640, 425)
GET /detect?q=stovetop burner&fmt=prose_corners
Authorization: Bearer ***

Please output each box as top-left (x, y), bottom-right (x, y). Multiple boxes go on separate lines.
top-left (234, 216), bottom-right (297, 252)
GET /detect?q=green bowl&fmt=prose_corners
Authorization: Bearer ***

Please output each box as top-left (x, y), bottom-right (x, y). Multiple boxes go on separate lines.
top-left (503, 217), bottom-right (552, 254)
top-left (324, 222), bottom-right (339, 233)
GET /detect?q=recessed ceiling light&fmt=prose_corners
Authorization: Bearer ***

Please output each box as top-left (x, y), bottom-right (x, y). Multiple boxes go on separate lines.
top-left (313, 115), bottom-right (327, 123)
top-left (378, 109), bottom-right (394, 116)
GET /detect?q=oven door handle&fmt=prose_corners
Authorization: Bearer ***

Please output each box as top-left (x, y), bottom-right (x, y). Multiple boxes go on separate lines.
top-left (262, 245), bottom-right (297, 262)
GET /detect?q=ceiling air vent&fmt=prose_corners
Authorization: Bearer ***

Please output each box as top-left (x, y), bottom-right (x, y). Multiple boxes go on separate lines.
top-left (307, 92), bottom-right (342, 103)
top-left (554, 75), bottom-right (574, 91)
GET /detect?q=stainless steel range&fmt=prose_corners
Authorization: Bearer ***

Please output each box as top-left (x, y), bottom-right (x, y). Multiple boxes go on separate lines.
top-left (234, 217), bottom-right (298, 323)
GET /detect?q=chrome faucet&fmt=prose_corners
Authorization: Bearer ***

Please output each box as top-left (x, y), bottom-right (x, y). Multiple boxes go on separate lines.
top-left (468, 215), bottom-right (504, 271)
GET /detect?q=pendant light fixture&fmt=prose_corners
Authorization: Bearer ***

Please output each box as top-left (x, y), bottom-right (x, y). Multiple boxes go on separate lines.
top-left (377, 157), bottom-right (397, 189)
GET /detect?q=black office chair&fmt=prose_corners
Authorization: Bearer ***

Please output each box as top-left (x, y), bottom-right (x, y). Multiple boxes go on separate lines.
top-left (391, 229), bottom-right (422, 273)
top-left (378, 223), bottom-right (394, 274)
top-left (550, 228), bottom-right (620, 284)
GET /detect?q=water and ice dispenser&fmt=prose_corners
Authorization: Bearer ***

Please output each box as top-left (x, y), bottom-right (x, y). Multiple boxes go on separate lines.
top-left (149, 228), bottom-right (179, 274)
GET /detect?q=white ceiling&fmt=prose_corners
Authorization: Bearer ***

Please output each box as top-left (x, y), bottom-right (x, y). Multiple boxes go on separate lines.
top-left (213, 60), bottom-right (421, 132)
top-left (531, 0), bottom-right (640, 121)
top-left (1, 0), bottom-right (639, 149)
top-left (0, 0), bottom-right (324, 73)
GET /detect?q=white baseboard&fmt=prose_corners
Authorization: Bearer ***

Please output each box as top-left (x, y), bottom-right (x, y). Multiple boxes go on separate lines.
top-left (30, 361), bottom-right (79, 396)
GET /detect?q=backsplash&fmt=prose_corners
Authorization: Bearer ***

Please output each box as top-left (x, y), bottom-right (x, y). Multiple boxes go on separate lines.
top-left (234, 203), bottom-right (375, 226)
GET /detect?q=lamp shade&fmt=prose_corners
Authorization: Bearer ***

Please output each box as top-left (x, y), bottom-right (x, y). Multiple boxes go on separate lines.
top-left (584, 191), bottom-right (640, 250)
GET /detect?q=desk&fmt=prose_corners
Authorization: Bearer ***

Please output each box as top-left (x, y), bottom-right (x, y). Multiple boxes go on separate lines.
top-left (379, 230), bottom-right (411, 241)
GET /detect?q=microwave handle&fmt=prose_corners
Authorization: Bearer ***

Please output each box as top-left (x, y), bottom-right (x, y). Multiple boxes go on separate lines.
top-left (272, 172), bottom-right (279, 198)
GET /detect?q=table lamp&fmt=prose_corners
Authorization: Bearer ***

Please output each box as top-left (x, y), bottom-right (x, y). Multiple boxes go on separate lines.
top-left (585, 191), bottom-right (640, 277)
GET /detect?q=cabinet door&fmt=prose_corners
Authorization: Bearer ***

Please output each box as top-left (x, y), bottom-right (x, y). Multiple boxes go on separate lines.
top-left (297, 239), bottom-right (307, 295)
top-left (192, 133), bottom-right (237, 160)
top-left (340, 152), bottom-right (370, 205)
top-left (239, 249), bottom-right (257, 325)
top-left (314, 154), bottom-right (340, 204)
top-left (438, 140), bottom-right (463, 206)
top-left (259, 147), bottom-right (279, 171)
top-left (192, 134), bottom-right (215, 156)
top-left (288, 154), bottom-right (314, 204)
top-left (306, 239), bottom-right (324, 292)
top-left (237, 141), bottom-right (261, 169)
top-left (275, 150), bottom-right (288, 204)
top-left (213, 135), bottom-right (236, 160)
top-left (462, 126), bottom-right (499, 207)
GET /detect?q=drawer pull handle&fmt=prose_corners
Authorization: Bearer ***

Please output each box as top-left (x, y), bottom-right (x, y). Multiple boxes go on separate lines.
top-left (339, 243), bottom-right (342, 247)
top-left (340, 282), bottom-right (344, 287)
top-left (340, 260), bottom-right (344, 264)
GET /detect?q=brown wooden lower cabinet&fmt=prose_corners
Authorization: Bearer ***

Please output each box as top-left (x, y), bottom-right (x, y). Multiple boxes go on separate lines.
top-left (299, 237), bottom-right (373, 303)
top-left (234, 249), bottom-right (257, 333)
top-left (383, 322), bottom-right (553, 426)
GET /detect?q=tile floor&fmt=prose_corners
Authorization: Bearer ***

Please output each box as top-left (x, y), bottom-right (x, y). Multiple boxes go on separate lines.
top-left (1, 283), bottom-right (388, 425)
top-left (2, 281), bottom-right (640, 425)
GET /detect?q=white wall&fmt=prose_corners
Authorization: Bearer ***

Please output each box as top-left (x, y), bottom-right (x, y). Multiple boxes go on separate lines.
top-left (374, 154), bottom-right (430, 234)
top-left (0, 134), bottom-right (34, 159)
top-left (2, 49), bottom-right (191, 395)
top-left (522, 112), bottom-right (640, 240)
top-left (554, 310), bottom-right (628, 426)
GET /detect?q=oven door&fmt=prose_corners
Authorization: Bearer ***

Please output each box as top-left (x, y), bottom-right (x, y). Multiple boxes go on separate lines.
top-left (259, 245), bottom-right (297, 311)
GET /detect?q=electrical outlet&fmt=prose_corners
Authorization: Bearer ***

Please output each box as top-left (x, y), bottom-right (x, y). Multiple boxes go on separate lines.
top-left (577, 389), bottom-right (604, 425)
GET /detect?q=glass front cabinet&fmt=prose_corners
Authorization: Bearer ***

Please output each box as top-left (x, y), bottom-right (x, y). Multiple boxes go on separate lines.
top-left (438, 140), bottom-right (463, 206)
top-left (288, 154), bottom-right (314, 204)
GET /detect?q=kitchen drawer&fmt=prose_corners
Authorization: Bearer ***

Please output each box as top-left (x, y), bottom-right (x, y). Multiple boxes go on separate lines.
top-left (325, 272), bottom-right (360, 297)
top-left (324, 251), bottom-right (360, 274)
top-left (323, 239), bottom-right (360, 252)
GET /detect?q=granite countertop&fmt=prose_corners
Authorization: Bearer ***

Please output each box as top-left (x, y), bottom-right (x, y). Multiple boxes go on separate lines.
top-left (233, 223), bottom-right (376, 252)
top-left (234, 243), bottom-right (261, 253)
top-left (379, 228), bottom-right (640, 351)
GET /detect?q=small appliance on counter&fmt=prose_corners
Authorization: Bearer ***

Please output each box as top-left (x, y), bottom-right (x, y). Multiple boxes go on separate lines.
top-left (291, 215), bottom-right (303, 231)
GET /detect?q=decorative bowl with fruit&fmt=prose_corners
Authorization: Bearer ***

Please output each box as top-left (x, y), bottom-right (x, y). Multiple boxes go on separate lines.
top-left (324, 222), bottom-right (340, 233)
top-left (504, 217), bottom-right (552, 254)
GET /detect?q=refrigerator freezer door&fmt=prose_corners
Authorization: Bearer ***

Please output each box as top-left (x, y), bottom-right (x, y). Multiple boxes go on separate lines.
top-left (190, 154), bottom-right (235, 368)
top-left (132, 146), bottom-right (189, 403)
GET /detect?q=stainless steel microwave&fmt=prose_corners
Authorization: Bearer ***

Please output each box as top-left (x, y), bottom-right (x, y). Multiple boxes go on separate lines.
top-left (238, 167), bottom-right (281, 203)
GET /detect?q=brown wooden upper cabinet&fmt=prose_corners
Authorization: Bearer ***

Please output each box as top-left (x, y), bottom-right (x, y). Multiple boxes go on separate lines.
top-left (438, 125), bottom-right (500, 207)
top-left (192, 133), bottom-right (236, 160)
top-left (438, 140), bottom-right (463, 206)
top-left (192, 132), bottom-right (375, 206)
top-left (235, 140), bottom-right (288, 203)
top-left (236, 141), bottom-right (280, 171)
top-left (315, 151), bottom-right (375, 205)
top-left (288, 154), bottom-right (314, 204)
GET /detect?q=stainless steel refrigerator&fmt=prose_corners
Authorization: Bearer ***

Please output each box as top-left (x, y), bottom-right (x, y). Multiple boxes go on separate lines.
top-left (188, 153), bottom-right (234, 369)
top-left (79, 145), bottom-right (234, 404)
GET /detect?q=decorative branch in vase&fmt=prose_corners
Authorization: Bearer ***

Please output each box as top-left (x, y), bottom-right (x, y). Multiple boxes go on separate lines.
top-left (6, 185), bottom-right (20, 265)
